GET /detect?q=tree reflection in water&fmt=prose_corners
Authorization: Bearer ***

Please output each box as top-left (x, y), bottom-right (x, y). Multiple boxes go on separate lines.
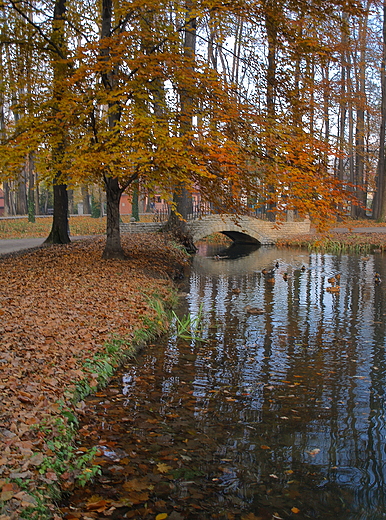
top-left (63, 245), bottom-right (386, 520)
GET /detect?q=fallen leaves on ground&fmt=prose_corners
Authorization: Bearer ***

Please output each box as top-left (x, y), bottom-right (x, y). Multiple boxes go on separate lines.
top-left (0, 233), bottom-right (187, 518)
top-left (0, 215), bottom-right (154, 240)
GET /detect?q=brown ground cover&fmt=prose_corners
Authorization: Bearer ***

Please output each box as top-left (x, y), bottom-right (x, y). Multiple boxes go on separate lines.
top-left (0, 234), bottom-right (187, 520)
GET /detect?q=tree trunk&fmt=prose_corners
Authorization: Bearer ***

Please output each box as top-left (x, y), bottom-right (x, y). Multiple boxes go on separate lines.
top-left (166, 0), bottom-right (196, 252)
top-left (27, 153), bottom-right (35, 222)
top-left (45, 184), bottom-right (70, 244)
top-left (264, 0), bottom-right (278, 222)
top-left (100, 0), bottom-right (126, 259)
top-left (337, 15), bottom-right (348, 182)
top-left (45, 0), bottom-right (70, 243)
top-left (103, 177), bottom-right (126, 259)
top-left (3, 182), bottom-right (15, 216)
top-left (81, 185), bottom-right (91, 214)
top-left (347, 52), bottom-right (355, 207)
top-left (373, 1), bottom-right (386, 220)
top-left (353, 8), bottom-right (369, 219)
top-left (131, 180), bottom-right (139, 222)
top-left (15, 172), bottom-right (28, 215)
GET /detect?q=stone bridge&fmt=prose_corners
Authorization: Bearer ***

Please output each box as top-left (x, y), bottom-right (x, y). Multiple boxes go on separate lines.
top-left (121, 214), bottom-right (310, 245)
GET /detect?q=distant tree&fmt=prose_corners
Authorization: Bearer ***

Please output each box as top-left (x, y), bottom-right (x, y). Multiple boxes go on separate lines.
top-left (373, 1), bottom-right (386, 220)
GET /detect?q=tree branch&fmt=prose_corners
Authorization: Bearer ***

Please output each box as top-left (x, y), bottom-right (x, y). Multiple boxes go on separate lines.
top-left (8, 0), bottom-right (65, 58)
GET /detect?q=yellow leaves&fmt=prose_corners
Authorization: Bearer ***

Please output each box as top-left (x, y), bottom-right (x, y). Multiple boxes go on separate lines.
top-left (291, 507), bottom-right (301, 514)
top-left (156, 514), bottom-right (168, 520)
top-left (156, 462), bottom-right (172, 474)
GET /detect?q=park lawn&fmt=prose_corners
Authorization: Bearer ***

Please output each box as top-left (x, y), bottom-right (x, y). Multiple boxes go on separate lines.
top-left (0, 233), bottom-right (187, 520)
top-left (0, 215), bottom-right (156, 240)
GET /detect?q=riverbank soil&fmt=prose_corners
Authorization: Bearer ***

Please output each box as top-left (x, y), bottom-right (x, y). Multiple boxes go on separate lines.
top-left (0, 234), bottom-right (187, 520)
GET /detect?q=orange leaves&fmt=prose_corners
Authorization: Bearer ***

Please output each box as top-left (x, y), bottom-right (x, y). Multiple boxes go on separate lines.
top-left (85, 496), bottom-right (111, 512)
top-left (0, 232), bottom-right (185, 517)
top-left (1, 483), bottom-right (20, 502)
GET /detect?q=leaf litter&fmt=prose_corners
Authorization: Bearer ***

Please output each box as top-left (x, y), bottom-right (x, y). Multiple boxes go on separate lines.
top-left (0, 233), bottom-right (187, 519)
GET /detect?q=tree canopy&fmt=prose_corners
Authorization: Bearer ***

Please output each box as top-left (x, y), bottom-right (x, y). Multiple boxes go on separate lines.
top-left (0, 0), bottom-right (374, 256)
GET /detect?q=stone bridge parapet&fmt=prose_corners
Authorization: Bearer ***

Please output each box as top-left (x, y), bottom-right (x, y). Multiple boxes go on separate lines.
top-left (120, 222), bottom-right (163, 234)
top-left (121, 215), bottom-right (311, 245)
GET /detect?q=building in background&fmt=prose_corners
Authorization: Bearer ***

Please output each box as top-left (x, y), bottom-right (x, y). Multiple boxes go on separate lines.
top-left (0, 188), bottom-right (4, 216)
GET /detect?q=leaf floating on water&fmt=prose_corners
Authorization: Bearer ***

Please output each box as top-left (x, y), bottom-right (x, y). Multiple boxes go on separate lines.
top-left (306, 448), bottom-right (320, 457)
top-left (291, 507), bottom-right (300, 513)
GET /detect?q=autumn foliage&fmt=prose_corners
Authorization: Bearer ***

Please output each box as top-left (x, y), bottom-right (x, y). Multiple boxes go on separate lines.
top-left (0, 0), bottom-right (367, 253)
top-left (0, 234), bottom-right (187, 518)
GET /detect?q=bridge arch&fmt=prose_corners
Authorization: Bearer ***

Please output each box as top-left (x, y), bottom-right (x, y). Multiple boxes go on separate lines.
top-left (120, 215), bottom-right (311, 245)
top-left (187, 215), bottom-right (275, 245)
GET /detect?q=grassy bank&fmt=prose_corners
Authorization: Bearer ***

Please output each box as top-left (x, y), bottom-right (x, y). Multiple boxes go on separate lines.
top-left (277, 231), bottom-right (386, 254)
top-left (0, 233), bottom-right (188, 519)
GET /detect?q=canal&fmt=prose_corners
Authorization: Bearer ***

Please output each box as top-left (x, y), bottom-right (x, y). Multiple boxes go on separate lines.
top-left (61, 242), bottom-right (386, 520)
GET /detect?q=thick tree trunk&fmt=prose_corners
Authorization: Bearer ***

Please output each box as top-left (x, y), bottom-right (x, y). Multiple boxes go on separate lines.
top-left (102, 177), bottom-right (126, 259)
top-left (46, 0), bottom-right (70, 243)
top-left (165, 192), bottom-right (196, 253)
top-left (44, 184), bottom-right (70, 244)
top-left (100, 0), bottom-right (127, 259)
top-left (15, 174), bottom-right (28, 215)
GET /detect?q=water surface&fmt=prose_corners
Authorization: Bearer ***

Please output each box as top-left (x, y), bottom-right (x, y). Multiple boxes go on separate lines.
top-left (63, 244), bottom-right (386, 520)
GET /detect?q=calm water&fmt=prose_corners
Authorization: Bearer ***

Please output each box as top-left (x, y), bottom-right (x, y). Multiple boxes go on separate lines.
top-left (64, 244), bottom-right (386, 520)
